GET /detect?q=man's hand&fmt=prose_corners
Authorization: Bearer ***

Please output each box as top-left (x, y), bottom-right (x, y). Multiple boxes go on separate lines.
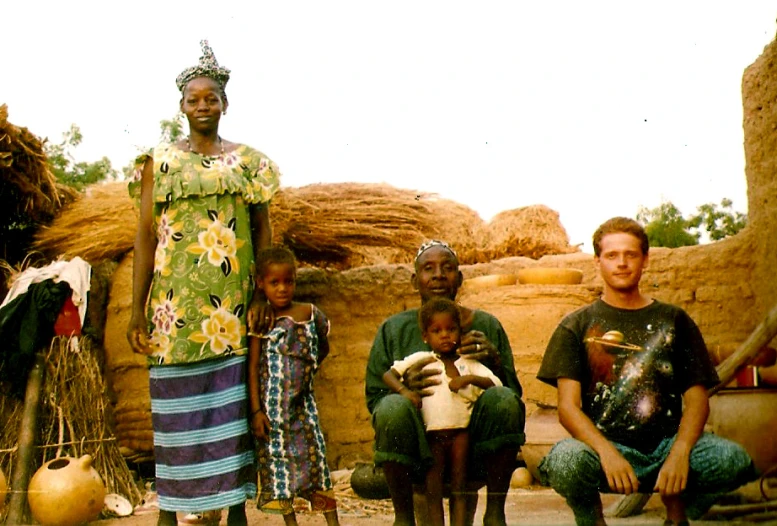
top-left (599, 446), bottom-right (640, 495)
top-left (654, 448), bottom-right (689, 496)
top-left (458, 330), bottom-right (500, 367)
top-left (401, 355), bottom-right (442, 397)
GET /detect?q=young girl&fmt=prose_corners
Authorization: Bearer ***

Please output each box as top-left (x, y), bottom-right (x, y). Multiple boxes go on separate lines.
top-left (382, 298), bottom-right (501, 526)
top-left (247, 247), bottom-right (340, 526)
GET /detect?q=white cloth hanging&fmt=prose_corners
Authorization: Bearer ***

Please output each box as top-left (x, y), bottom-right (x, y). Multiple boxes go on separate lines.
top-left (1, 257), bottom-right (92, 325)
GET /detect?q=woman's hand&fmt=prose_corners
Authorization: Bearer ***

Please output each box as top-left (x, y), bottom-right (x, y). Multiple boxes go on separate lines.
top-left (401, 355), bottom-right (442, 397)
top-left (458, 330), bottom-right (501, 367)
top-left (126, 314), bottom-right (153, 355)
top-left (247, 293), bottom-right (274, 336)
top-left (250, 410), bottom-right (271, 441)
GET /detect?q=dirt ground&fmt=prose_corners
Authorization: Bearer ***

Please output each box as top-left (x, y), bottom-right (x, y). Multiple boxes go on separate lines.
top-left (87, 483), bottom-right (776, 526)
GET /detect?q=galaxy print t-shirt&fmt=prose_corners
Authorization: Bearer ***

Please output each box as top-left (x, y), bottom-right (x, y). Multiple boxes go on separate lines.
top-left (537, 299), bottom-right (718, 452)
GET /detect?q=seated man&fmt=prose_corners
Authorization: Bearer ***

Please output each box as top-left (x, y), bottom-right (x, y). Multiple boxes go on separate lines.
top-left (365, 240), bottom-right (526, 526)
top-left (537, 217), bottom-right (757, 526)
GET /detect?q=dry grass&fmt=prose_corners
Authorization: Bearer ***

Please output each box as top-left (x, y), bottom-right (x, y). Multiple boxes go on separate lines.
top-left (0, 104), bottom-right (77, 224)
top-left (31, 181), bottom-right (576, 269)
top-left (31, 182), bottom-right (137, 264)
top-left (482, 205), bottom-right (579, 261)
top-left (270, 183), bottom-right (486, 267)
top-left (0, 337), bottom-right (142, 506)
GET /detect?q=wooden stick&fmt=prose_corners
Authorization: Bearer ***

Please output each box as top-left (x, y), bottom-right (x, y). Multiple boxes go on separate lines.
top-left (6, 352), bottom-right (45, 525)
top-left (710, 300), bottom-right (777, 395)
top-left (706, 499), bottom-right (777, 517)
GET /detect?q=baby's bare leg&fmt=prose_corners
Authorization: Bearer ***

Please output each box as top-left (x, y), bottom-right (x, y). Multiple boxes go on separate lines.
top-left (449, 431), bottom-right (471, 526)
top-left (425, 433), bottom-right (448, 526)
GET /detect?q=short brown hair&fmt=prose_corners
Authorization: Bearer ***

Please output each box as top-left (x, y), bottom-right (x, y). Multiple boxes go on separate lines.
top-left (418, 297), bottom-right (461, 332)
top-left (592, 217), bottom-right (649, 256)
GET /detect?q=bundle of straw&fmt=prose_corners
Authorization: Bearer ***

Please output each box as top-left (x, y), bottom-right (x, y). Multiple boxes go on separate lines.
top-left (270, 183), bottom-right (450, 267)
top-left (0, 104), bottom-right (77, 225)
top-left (32, 181), bottom-right (491, 268)
top-left (482, 205), bottom-right (579, 260)
top-left (31, 182), bottom-right (137, 264)
top-left (0, 337), bottom-right (142, 506)
top-left (32, 181), bottom-right (576, 268)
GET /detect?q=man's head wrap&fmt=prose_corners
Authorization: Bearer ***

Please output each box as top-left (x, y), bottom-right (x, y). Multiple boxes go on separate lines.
top-left (415, 240), bottom-right (458, 263)
top-left (175, 40), bottom-right (231, 94)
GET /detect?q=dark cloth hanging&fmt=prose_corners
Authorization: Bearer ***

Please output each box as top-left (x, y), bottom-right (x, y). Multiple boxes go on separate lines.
top-left (0, 279), bottom-right (72, 398)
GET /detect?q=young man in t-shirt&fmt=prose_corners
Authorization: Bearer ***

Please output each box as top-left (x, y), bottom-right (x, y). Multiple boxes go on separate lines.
top-left (537, 217), bottom-right (756, 526)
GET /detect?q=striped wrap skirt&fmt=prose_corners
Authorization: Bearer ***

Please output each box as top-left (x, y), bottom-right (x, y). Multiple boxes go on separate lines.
top-left (149, 355), bottom-right (257, 512)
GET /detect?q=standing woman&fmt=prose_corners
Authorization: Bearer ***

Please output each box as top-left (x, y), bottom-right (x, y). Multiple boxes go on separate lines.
top-left (127, 40), bottom-right (280, 526)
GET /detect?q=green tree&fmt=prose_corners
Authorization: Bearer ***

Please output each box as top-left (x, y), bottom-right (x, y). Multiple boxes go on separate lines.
top-left (636, 201), bottom-right (699, 248)
top-left (45, 124), bottom-right (118, 190)
top-left (159, 112), bottom-right (186, 143)
top-left (121, 113), bottom-right (186, 179)
top-left (688, 198), bottom-right (747, 241)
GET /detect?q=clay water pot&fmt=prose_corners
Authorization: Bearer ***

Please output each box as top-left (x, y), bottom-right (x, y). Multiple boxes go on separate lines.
top-left (462, 274), bottom-right (518, 291)
top-left (350, 462), bottom-right (390, 500)
top-left (709, 388), bottom-right (777, 473)
top-left (28, 455), bottom-right (106, 526)
top-left (517, 267), bottom-right (583, 285)
top-left (510, 466), bottom-right (534, 488)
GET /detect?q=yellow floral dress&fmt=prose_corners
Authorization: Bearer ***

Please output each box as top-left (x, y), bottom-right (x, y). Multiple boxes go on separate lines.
top-left (129, 143), bottom-right (280, 365)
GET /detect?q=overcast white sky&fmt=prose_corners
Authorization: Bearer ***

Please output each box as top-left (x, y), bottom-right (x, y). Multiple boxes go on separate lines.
top-left (3, 2), bottom-right (775, 251)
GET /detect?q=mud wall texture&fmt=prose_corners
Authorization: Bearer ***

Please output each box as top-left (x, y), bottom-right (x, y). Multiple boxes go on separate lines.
top-left (743, 36), bottom-right (777, 319)
top-left (104, 37), bottom-right (777, 470)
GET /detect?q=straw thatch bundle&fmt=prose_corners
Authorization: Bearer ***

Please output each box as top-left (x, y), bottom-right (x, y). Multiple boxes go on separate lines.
top-left (482, 205), bottom-right (579, 260)
top-left (32, 180), bottom-right (576, 268)
top-left (31, 182), bottom-right (137, 264)
top-left (270, 183), bottom-right (487, 267)
top-left (1, 104), bottom-right (78, 278)
top-left (32, 181), bottom-right (492, 268)
top-left (0, 337), bottom-right (143, 506)
top-left (0, 104), bottom-right (77, 225)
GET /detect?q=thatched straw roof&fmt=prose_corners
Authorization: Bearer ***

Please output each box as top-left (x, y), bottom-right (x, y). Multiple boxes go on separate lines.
top-left (32, 180), bottom-right (577, 268)
top-left (31, 182), bottom-right (138, 263)
top-left (0, 104), bottom-right (77, 225)
top-left (481, 205), bottom-right (579, 261)
top-left (0, 104), bottom-right (78, 275)
top-left (271, 183), bottom-right (486, 267)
